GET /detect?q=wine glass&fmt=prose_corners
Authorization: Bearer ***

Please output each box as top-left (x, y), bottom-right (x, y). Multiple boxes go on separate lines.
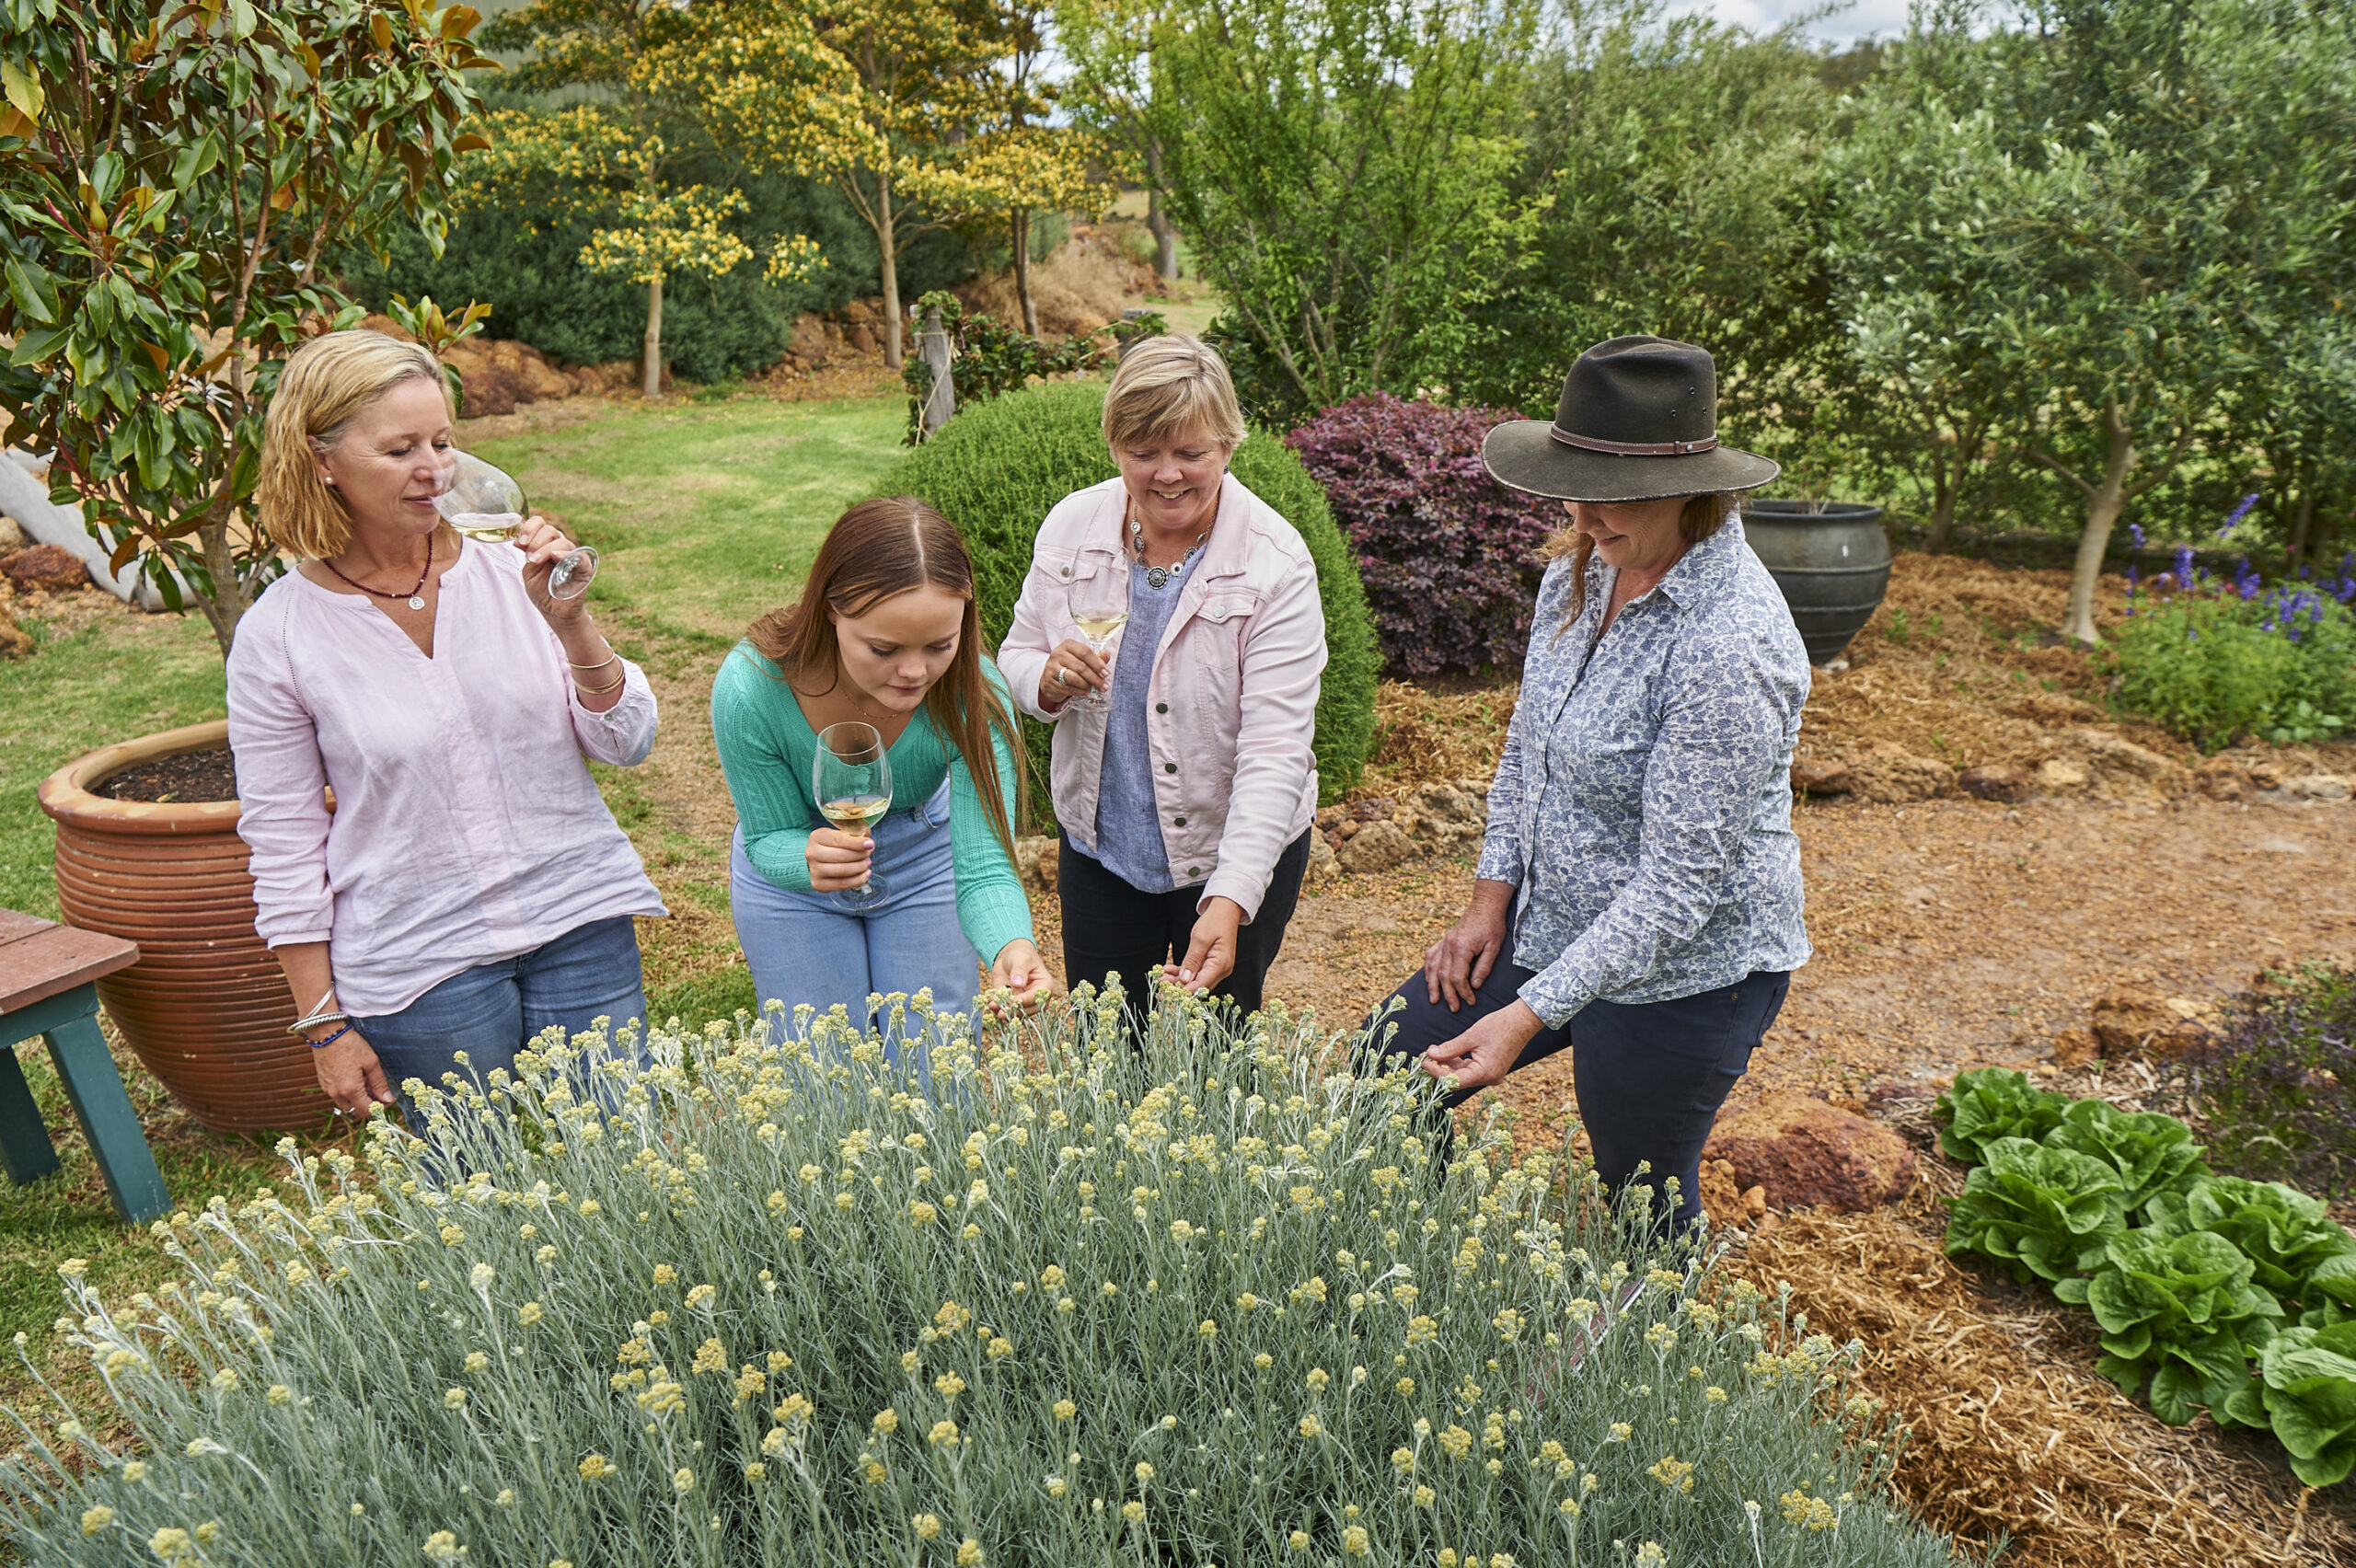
top-left (813, 721), bottom-right (894, 906)
top-left (1066, 579), bottom-right (1128, 708)
top-left (434, 449), bottom-right (597, 599)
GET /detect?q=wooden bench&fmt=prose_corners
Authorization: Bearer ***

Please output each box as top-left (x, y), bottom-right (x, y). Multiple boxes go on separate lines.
top-left (0, 910), bottom-right (170, 1224)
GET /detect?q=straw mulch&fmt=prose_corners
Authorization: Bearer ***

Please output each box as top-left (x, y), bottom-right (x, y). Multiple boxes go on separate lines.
top-left (1345, 555), bottom-right (2356, 794)
top-left (1732, 1179), bottom-right (2352, 1568)
top-left (1360, 678), bottom-right (1519, 798)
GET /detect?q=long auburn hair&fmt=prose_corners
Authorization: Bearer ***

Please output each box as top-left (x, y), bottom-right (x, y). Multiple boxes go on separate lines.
top-left (747, 497), bottom-right (1022, 863)
top-left (1542, 492), bottom-right (1739, 628)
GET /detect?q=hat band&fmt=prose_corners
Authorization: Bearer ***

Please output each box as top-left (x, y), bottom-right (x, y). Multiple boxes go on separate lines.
top-left (1550, 425), bottom-right (1718, 456)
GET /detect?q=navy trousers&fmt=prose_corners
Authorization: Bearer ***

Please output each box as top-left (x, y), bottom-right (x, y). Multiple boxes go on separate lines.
top-left (1361, 926), bottom-right (1789, 1229)
top-left (1059, 828), bottom-right (1312, 1021)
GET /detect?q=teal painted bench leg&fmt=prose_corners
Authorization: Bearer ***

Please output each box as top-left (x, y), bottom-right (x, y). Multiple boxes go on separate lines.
top-left (0, 1039), bottom-right (64, 1184)
top-left (1, 986), bottom-right (170, 1226)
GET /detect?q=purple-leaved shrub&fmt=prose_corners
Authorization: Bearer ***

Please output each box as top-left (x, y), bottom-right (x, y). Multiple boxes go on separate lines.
top-left (1286, 394), bottom-right (1559, 676)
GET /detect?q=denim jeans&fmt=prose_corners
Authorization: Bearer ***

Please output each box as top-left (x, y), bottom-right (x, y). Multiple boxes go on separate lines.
top-left (729, 776), bottom-right (981, 1076)
top-left (1361, 926), bottom-right (1789, 1229)
top-left (352, 914), bottom-right (648, 1124)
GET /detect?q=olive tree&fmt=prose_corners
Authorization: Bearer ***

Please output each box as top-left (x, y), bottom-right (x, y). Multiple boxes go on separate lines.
top-left (1833, 0), bottom-right (2356, 643)
top-left (1147, 0), bottom-right (1546, 420)
top-left (0, 0), bottom-right (491, 655)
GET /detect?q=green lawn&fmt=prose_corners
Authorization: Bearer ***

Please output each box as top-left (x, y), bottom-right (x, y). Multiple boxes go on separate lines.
top-left (0, 392), bottom-right (906, 1412)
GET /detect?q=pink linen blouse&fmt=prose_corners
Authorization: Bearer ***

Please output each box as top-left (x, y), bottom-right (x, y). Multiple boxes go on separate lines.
top-left (225, 538), bottom-right (667, 1017)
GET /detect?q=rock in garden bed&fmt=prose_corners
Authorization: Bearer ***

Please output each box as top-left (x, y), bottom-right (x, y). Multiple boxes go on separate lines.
top-left (1703, 1090), bottom-right (1916, 1212)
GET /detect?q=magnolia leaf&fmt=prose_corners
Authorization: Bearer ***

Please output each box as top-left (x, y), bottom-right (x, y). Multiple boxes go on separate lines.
top-left (441, 6), bottom-right (482, 40)
top-left (6, 257), bottom-right (60, 326)
top-left (451, 132), bottom-right (491, 155)
top-left (371, 12), bottom-right (394, 52)
top-left (0, 58), bottom-right (42, 123)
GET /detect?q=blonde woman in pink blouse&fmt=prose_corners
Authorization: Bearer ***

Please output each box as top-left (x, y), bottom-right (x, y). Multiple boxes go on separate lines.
top-left (228, 329), bottom-right (665, 1124)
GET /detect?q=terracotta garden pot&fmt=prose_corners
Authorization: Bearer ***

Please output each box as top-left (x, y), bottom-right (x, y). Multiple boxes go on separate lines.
top-left (38, 719), bottom-right (330, 1134)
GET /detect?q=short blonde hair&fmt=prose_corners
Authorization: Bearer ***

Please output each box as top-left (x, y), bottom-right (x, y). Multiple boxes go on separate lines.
top-left (258, 329), bottom-right (448, 559)
top-left (1102, 333), bottom-right (1247, 455)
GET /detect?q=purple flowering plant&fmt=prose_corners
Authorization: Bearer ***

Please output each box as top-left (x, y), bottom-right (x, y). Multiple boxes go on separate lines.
top-left (1285, 393), bottom-right (1560, 676)
top-left (2110, 504), bottom-right (2356, 750)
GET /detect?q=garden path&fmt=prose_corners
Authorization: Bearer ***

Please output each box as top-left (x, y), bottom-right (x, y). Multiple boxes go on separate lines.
top-left (1034, 793), bottom-right (2356, 1116)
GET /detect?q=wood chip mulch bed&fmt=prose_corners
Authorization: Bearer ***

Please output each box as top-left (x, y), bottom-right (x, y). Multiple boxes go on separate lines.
top-left (1732, 1175), bottom-right (2353, 1567)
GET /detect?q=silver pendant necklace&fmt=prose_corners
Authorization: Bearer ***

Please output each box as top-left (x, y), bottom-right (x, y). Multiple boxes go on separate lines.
top-left (1130, 508), bottom-right (1208, 590)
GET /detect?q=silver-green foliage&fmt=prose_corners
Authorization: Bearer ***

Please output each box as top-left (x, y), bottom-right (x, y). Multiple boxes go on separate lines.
top-left (3, 990), bottom-right (1962, 1566)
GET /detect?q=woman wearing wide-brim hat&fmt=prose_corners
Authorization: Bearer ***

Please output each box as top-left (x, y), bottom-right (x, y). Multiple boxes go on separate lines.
top-left (1360, 335), bottom-right (1811, 1231)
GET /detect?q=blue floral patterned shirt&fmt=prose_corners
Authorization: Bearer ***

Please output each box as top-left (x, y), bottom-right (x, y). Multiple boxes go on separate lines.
top-left (1477, 516), bottom-right (1813, 1027)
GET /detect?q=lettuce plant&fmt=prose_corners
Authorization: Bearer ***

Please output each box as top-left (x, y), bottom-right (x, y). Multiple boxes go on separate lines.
top-left (2053, 1229), bottom-right (2283, 1424)
top-left (2298, 1254), bottom-right (2356, 1331)
top-left (2143, 1176), bottom-right (2356, 1309)
top-left (1933, 1069), bottom-right (2069, 1166)
top-left (1942, 1138), bottom-right (2128, 1285)
top-left (2219, 1321), bottom-right (2356, 1487)
top-left (2044, 1098), bottom-right (2210, 1216)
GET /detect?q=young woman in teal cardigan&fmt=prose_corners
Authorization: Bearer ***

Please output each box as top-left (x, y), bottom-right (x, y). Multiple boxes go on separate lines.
top-left (712, 497), bottom-right (1053, 1068)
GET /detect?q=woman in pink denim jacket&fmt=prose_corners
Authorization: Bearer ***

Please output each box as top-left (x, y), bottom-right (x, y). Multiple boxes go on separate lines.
top-left (999, 336), bottom-right (1326, 1017)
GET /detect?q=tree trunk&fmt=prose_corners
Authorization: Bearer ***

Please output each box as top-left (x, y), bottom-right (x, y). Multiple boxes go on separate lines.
top-left (1145, 146), bottom-right (1177, 281)
top-left (2286, 487), bottom-right (2316, 571)
top-left (641, 273), bottom-right (664, 399)
top-left (877, 172), bottom-right (903, 369)
top-left (2063, 405), bottom-right (2137, 647)
top-left (1925, 472), bottom-right (1958, 555)
top-left (195, 495), bottom-right (247, 657)
top-left (1012, 205), bottom-right (1036, 337)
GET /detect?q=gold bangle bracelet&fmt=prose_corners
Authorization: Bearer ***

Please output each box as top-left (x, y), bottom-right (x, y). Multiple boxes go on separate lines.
top-left (574, 671), bottom-right (627, 696)
top-left (567, 652), bottom-right (619, 671)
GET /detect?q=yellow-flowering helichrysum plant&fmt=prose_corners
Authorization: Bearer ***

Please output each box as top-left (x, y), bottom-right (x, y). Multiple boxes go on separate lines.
top-left (5, 986), bottom-right (1968, 1567)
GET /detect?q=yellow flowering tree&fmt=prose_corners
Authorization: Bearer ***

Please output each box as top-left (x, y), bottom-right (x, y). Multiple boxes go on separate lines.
top-left (456, 106), bottom-right (822, 396)
top-left (959, 0), bottom-right (1117, 336)
top-left (652, 0), bottom-right (1011, 367)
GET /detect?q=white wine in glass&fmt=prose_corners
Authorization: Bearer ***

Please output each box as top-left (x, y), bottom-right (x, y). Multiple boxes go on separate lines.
top-left (1066, 581), bottom-right (1128, 707)
top-left (434, 449), bottom-right (597, 599)
top-left (813, 721), bottom-right (893, 906)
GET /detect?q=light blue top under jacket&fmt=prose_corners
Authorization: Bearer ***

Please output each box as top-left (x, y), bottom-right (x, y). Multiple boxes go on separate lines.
top-left (1477, 515), bottom-right (1813, 1028)
top-left (1084, 557), bottom-right (1198, 892)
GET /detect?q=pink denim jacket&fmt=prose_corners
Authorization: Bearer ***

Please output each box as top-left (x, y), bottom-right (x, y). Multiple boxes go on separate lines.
top-left (1000, 474), bottom-right (1325, 921)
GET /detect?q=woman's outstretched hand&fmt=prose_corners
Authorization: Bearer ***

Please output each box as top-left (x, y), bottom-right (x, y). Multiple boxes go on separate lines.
top-left (988, 939), bottom-right (1057, 1009)
top-left (1168, 896), bottom-right (1245, 996)
top-left (1424, 879), bottom-right (1514, 1012)
top-left (1421, 999), bottom-right (1543, 1094)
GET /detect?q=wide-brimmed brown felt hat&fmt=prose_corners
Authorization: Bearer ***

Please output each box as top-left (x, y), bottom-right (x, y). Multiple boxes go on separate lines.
top-left (1482, 335), bottom-right (1780, 502)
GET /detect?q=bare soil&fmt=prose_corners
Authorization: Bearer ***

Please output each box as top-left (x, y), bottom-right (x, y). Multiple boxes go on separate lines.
top-left (93, 745), bottom-right (237, 803)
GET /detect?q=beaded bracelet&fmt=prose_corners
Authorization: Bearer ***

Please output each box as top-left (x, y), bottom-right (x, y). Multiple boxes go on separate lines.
top-left (306, 1022), bottom-right (353, 1051)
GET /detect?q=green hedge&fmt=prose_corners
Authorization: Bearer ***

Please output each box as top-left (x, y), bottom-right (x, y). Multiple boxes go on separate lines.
top-left (888, 380), bottom-right (1380, 825)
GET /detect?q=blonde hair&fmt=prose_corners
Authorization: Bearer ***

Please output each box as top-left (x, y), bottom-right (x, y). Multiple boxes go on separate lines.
top-left (1542, 493), bottom-right (1738, 628)
top-left (258, 329), bottom-right (449, 559)
top-left (1102, 333), bottom-right (1247, 455)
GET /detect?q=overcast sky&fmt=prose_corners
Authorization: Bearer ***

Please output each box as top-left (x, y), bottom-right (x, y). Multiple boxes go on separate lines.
top-left (1668, 0), bottom-right (1919, 44)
